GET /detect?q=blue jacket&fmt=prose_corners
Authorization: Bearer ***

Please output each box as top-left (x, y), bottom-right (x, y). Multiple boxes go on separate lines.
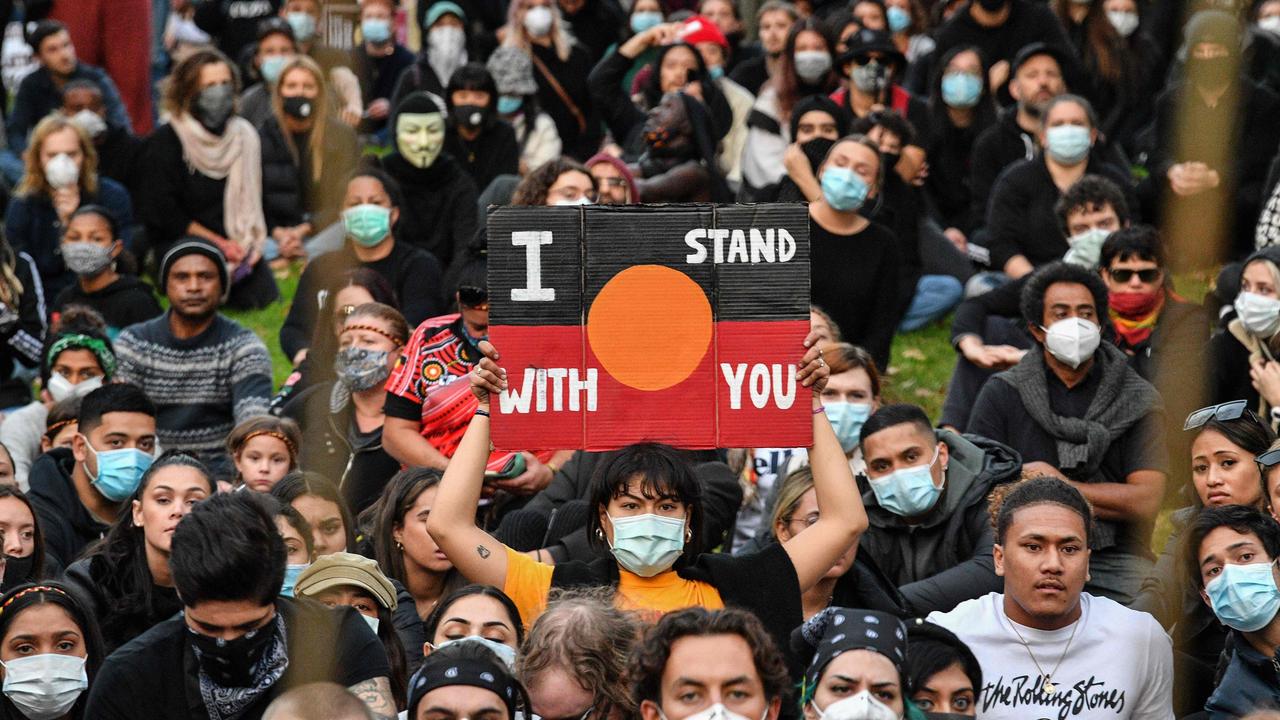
top-left (1206, 630), bottom-right (1280, 718)
top-left (7, 63), bottom-right (131, 152)
top-left (3, 177), bottom-right (133, 299)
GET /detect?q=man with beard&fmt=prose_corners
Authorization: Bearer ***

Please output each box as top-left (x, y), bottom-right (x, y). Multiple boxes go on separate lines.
top-left (114, 239), bottom-right (272, 476)
top-left (629, 91), bottom-right (731, 202)
top-left (967, 42), bottom-right (1070, 260)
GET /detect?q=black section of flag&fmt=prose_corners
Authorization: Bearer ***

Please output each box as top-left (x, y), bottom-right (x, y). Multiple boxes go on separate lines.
top-left (488, 206), bottom-right (583, 326)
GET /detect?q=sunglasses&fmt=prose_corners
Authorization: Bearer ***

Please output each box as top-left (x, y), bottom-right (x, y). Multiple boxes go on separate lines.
top-left (1107, 268), bottom-right (1161, 283)
top-left (1183, 400), bottom-right (1256, 431)
top-left (1258, 447), bottom-right (1280, 472)
top-left (458, 286), bottom-right (489, 308)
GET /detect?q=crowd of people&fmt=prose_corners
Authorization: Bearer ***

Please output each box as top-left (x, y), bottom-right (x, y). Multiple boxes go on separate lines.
top-left (0, 0), bottom-right (1278, 718)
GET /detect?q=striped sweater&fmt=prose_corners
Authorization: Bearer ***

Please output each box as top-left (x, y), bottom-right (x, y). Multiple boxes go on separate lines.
top-left (115, 312), bottom-right (272, 453)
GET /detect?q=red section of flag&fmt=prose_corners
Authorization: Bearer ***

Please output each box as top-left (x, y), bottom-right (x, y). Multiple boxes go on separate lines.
top-left (714, 319), bottom-right (812, 448)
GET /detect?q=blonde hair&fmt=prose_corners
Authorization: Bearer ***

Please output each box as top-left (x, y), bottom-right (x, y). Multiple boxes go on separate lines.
top-left (503, 0), bottom-right (576, 62)
top-left (770, 466), bottom-right (815, 539)
top-left (17, 115), bottom-right (99, 197)
top-left (271, 55), bottom-right (329, 184)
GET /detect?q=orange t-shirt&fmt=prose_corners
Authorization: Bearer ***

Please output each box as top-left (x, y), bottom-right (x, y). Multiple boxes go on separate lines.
top-left (502, 547), bottom-right (724, 626)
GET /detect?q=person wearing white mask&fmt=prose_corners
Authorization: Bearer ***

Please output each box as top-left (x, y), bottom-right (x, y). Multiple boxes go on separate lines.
top-left (968, 262), bottom-right (1167, 605)
top-left (795, 608), bottom-right (914, 720)
top-left (858, 403), bottom-right (1021, 615)
top-left (0, 583), bottom-right (102, 720)
top-left (1258, 0), bottom-right (1280, 36)
top-left (0, 330), bottom-right (115, 493)
top-left (1212, 248), bottom-right (1280, 423)
top-left (6, 114), bottom-right (133, 301)
top-left (498, 0), bottom-right (600, 159)
top-left (634, 607), bottom-right (790, 720)
top-left (393, 2), bottom-right (470, 105)
top-left (58, 80), bottom-right (142, 194)
top-left (929, 477), bottom-right (1173, 719)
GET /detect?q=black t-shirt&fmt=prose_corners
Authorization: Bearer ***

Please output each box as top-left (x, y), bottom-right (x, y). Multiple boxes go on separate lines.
top-left (809, 218), bottom-right (903, 371)
top-left (84, 598), bottom-right (389, 720)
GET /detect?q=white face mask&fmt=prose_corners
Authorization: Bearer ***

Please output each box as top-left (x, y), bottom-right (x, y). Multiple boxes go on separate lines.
top-left (523, 6), bottom-right (554, 37)
top-left (0, 653), bottom-right (88, 720)
top-left (44, 153), bottom-right (79, 189)
top-left (660, 703), bottom-right (768, 720)
top-left (362, 613), bottom-right (381, 634)
top-left (1258, 16), bottom-right (1280, 35)
top-left (1040, 317), bottom-right (1102, 369)
top-left (46, 373), bottom-right (103, 402)
top-left (811, 691), bottom-right (901, 720)
top-left (69, 108), bottom-right (107, 138)
top-left (553, 196), bottom-right (592, 206)
top-left (1235, 291), bottom-right (1280, 337)
top-left (1107, 10), bottom-right (1139, 37)
top-left (431, 635), bottom-right (519, 669)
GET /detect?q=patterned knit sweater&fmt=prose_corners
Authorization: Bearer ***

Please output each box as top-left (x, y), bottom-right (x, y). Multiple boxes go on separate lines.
top-left (115, 312), bottom-right (272, 453)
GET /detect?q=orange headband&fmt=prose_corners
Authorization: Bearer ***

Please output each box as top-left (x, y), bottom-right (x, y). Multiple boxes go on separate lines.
top-left (0, 586), bottom-right (67, 617)
top-left (343, 323), bottom-right (405, 348)
top-left (241, 430), bottom-right (297, 457)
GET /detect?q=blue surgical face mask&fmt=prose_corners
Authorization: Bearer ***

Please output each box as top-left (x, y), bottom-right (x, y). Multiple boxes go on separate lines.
top-left (81, 435), bottom-right (153, 502)
top-left (820, 166), bottom-right (869, 212)
top-left (607, 513), bottom-right (686, 577)
top-left (1206, 559), bottom-right (1280, 632)
top-left (286, 11), bottom-right (317, 42)
top-left (825, 402), bottom-right (872, 454)
top-left (630, 10), bottom-right (663, 34)
top-left (280, 563), bottom-right (309, 598)
top-left (497, 95), bottom-right (524, 114)
top-left (708, 64), bottom-right (725, 80)
top-left (868, 443), bottom-right (944, 517)
top-left (1045, 124), bottom-right (1092, 165)
top-left (260, 55), bottom-right (289, 85)
top-left (362, 18), bottom-right (393, 44)
top-left (432, 635), bottom-right (518, 669)
top-left (940, 72), bottom-right (982, 109)
top-left (886, 5), bottom-right (911, 32)
top-left (362, 613), bottom-right (381, 634)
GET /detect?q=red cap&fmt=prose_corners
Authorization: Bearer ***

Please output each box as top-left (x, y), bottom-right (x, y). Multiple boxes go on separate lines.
top-left (678, 15), bottom-right (729, 50)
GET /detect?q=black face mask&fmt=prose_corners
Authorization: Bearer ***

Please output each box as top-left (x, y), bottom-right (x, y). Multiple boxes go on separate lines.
top-left (0, 554), bottom-right (35, 593)
top-left (881, 150), bottom-right (901, 171)
top-left (194, 84), bottom-right (236, 133)
top-left (452, 103), bottom-right (489, 130)
top-left (976, 0), bottom-right (1007, 10)
top-left (188, 618), bottom-right (278, 687)
top-left (281, 95), bottom-right (314, 120)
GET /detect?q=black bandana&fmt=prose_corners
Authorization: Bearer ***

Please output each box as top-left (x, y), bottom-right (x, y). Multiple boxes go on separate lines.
top-left (408, 652), bottom-right (525, 718)
top-left (795, 608), bottom-right (907, 693)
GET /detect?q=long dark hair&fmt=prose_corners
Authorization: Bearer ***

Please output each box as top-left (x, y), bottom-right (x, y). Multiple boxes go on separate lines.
top-left (81, 452), bottom-right (212, 651)
top-left (423, 584), bottom-right (525, 646)
top-left (772, 17), bottom-right (837, 123)
top-left (271, 471), bottom-right (359, 552)
top-left (927, 44), bottom-right (996, 128)
top-left (0, 582), bottom-right (105, 720)
top-left (0, 486), bottom-right (45, 592)
top-left (372, 468), bottom-right (466, 600)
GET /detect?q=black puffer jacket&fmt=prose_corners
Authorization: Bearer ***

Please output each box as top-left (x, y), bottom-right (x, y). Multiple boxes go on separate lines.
top-left (259, 114), bottom-right (358, 231)
top-left (855, 429), bottom-right (1022, 615)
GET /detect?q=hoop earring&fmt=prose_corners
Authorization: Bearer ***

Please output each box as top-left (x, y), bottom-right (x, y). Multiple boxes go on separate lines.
top-left (595, 528), bottom-right (605, 541)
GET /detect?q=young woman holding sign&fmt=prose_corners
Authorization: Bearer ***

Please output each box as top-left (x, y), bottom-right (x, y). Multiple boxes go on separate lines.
top-left (426, 336), bottom-right (866, 659)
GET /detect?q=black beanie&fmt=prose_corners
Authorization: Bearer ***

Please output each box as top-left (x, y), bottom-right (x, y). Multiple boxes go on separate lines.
top-left (159, 238), bottom-right (229, 300)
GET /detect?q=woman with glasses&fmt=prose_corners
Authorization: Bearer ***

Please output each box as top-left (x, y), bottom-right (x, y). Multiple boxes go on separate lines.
top-left (1132, 399), bottom-right (1275, 715)
top-left (510, 157), bottom-right (598, 206)
top-left (280, 169), bottom-right (445, 372)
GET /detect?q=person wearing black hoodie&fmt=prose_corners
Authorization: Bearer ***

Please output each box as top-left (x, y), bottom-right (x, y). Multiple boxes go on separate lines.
top-left (558, 0), bottom-right (626, 63)
top-left (376, 92), bottom-right (480, 272)
top-left (927, 0), bottom-right (1077, 97)
top-left (443, 63), bottom-right (520, 194)
top-left (51, 205), bottom-right (162, 336)
top-left (27, 383), bottom-right (157, 570)
top-left (924, 44), bottom-right (998, 241)
top-left (630, 91), bottom-right (732, 202)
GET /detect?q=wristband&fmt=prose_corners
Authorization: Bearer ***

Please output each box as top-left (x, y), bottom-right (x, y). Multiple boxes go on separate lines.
top-left (813, 406), bottom-right (826, 415)
top-left (475, 408), bottom-right (490, 418)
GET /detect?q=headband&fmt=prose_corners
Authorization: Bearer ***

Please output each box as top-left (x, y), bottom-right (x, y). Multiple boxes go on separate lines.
top-left (0, 585), bottom-right (69, 618)
top-left (408, 656), bottom-right (523, 718)
top-left (343, 323), bottom-right (405, 348)
top-left (44, 418), bottom-right (75, 440)
top-left (46, 334), bottom-right (116, 377)
top-left (240, 430), bottom-right (298, 457)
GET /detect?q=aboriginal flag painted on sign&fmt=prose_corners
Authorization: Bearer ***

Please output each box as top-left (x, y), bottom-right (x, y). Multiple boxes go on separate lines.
top-left (487, 204), bottom-right (811, 451)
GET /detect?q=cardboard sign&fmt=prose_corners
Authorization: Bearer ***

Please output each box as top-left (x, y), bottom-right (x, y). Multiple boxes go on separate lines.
top-left (488, 204), bottom-right (812, 451)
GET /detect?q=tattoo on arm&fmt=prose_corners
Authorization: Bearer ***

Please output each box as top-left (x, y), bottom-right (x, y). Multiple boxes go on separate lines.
top-left (477, 544), bottom-right (491, 559)
top-left (350, 677), bottom-right (396, 720)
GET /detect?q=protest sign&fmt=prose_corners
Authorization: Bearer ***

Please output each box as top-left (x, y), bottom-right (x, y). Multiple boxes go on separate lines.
top-left (488, 204), bottom-right (811, 451)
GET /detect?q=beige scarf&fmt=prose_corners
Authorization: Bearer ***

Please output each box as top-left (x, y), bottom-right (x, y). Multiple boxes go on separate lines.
top-left (170, 113), bottom-right (267, 259)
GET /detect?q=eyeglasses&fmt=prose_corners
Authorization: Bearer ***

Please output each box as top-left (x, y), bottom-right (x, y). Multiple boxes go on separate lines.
top-left (598, 177), bottom-right (627, 189)
top-left (786, 511), bottom-right (820, 530)
top-left (551, 187), bottom-right (598, 203)
top-left (1107, 268), bottom-right (1161, 283)
top-left (458, 286), bottom-right (489, 308)
top-left (1184, 400), bottom-right (1254, 431)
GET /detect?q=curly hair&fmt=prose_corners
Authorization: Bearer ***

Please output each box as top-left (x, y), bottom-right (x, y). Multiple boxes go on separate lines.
top-left (511, 157), bottom-right (595, 207)
top-left (1019, 261), bottom-right (1110, 328)
top-left (163, 48), bottom-right (240, 118)
top-left (631, 606), bottom-right (791, 709)
top-left (518, 587), bottom-right (641, 719)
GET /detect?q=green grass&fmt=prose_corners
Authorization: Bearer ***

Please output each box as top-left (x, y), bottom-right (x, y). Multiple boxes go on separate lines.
top-left (224, 268), bottom-right (300, 389)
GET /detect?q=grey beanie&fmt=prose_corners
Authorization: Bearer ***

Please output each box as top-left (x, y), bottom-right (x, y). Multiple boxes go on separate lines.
top-left (486, 46), bottom-right (538, 96)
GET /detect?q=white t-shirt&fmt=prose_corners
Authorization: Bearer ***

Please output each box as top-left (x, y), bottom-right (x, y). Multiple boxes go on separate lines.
top-left (927, 592), bottom-right (1174, 720)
